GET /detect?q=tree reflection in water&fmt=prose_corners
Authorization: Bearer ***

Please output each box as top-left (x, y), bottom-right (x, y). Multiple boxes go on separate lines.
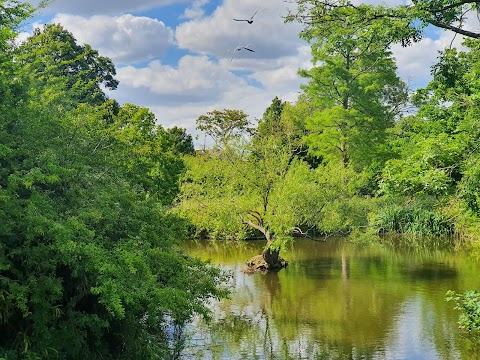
top-left (180, 238), bottom-right (480, 359)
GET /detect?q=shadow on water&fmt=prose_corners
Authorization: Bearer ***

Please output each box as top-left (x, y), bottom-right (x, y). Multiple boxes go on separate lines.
top-left (180, 237), bottom-right (480, 359)
top-left (403, 262), bottom-right (458, 280)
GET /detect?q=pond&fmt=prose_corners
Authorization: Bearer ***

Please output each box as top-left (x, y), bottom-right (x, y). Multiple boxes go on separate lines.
top-left (181, 238), bottom-right (480, 359)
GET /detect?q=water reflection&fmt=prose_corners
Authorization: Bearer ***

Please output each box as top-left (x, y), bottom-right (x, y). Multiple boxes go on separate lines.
top-left (181, 238), bottom-right (480, 359)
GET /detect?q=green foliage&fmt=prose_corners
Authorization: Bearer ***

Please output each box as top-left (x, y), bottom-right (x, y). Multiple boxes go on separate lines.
top-left (446, 290), bottom-right (480, 332)
top-left (178, 125), bottom-right (328, 252)
top-left (286, 0), bottom-right (480, 46)
top-left (0, 8), bottom-right (228, 358)
top-left (380, 39), bottom-right (480, 220)
top-left (372, 203), bottom-right (454, 236)
top-left (196, 109), bottom-right (253, 147)
top-left (113, 103), bottom-right (187, 205)
top-left (0, 99), bottom-right (229, 359)
top-left (256, 96), bottom-right (286, 137)
top-left (299, 8), bottom-right (407, 170)
top-left (160, 126), bottom-right (196, 156)
top-left (16, 23), bottom-right (118, 107)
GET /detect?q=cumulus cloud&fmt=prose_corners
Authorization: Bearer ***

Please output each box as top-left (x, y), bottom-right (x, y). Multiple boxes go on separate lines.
top-left (249, 45), bottom-right (311, 92)
top-left (30, 0), bottom-right (183, 16)
top-left (181, 0), bottom-right (210, 19)
top-left (175, 0), bottom-right (305, 61)
top-left (107, 51), bottom-right (305, 144)
top-left (114, 55), bottom-right (243, 103)
top-left (51, 14), bottom-right (174, 65)
top-left (33, 0), bottom-right (479, 146)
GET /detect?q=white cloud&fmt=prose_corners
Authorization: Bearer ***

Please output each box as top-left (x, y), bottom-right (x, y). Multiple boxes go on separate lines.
top-left (29, 0), bottom-right (479, 148)
top-left (175, 0), bottom-right (305, 61)
top-left (51, 14), bottom-right (174, 65)
top-left (31, 0), bottom-right (183, 16)
top-left (181, 0), bottom-right (210, 19)
top-left (115, 55), bottom-right (242, 102)
top-left (392, 23), bottom-right (474, 89)
top-left (108, 51), bottom-right (305, 145)
top-left (249, 45), bottom-right (311, 92)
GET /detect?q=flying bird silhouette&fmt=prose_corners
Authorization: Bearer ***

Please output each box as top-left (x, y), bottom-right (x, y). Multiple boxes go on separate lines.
top-left (229, 44), bottom-right (255, 62)
top-left (233, 9), bottom-right (264, 24)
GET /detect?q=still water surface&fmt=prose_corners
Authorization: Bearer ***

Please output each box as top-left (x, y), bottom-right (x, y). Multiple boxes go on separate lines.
top-left (182, 238), bottom-right (480, 359)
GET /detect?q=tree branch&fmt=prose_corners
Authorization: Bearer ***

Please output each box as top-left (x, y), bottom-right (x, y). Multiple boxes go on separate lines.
top-left (428, 19), bottom-right (480, 38)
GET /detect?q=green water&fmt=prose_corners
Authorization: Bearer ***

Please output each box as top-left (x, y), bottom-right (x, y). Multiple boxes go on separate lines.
top-left (181, 238), bottom-right (480, 359)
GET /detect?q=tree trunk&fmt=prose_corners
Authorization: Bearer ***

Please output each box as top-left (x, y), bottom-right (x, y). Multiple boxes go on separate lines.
top-left (262, 247), bottom-right (280, 267)
top-left (242, 217), bottom-right (288, 273)
top-left (244, 244), bottom-right (288, 273)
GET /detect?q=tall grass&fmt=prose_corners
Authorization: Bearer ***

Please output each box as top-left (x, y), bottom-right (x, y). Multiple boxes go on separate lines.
top-left (372, 204), bottom-right (454, 236)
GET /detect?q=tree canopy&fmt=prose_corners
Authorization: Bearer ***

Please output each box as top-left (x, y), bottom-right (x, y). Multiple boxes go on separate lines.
top-left (286, 0), bottom-right (480, 47)
top-left (17, 23), bottom-right (119, 107)
top-left (298, 8), bottom-right (408, 171)
top-left (0, 6), bottom-right (228, 359)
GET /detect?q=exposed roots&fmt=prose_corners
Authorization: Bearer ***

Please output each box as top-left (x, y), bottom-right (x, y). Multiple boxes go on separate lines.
top-left (241, 254), bottom-right (288, 274)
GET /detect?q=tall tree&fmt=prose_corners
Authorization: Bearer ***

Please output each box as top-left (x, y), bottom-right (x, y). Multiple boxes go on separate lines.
top-left (256, 96), bottom-right (286, 137)
top-left (16, 23), bottom-right (118, 107)
top-left (299, 13), bottom-right (407, 171)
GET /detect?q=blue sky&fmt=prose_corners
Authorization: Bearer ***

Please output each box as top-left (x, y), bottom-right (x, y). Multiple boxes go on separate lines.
top-left (21, 0), bottom-right (477, 146)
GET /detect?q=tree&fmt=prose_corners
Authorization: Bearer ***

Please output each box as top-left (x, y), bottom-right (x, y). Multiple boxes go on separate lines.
top-left (196, 109), bottom-right (253, 148)
top-left (16, 23), bottom-right (118, 107)
top-left (0, 9), bottom-right (228, 358)
top-left (256, 96), bottom-right (286, 137)
top-left (112, 103), bottom-right (188, 205)
top-left (0, 0), bottom-right (39, 108)
top-left (0, 98), bottom-right (229, 360)
top-left (179, 109), bottom-right (328, 271)
top-left (160, 126), bottom-right (196, 156)
top-left (299, 11), bottom-right (407, 172)
top-left (286, 0), bottom-right (480, 46)
top-left (380, 39), bottom-right (480, 212)
top-left (254, 95), bottom-right (321, 168)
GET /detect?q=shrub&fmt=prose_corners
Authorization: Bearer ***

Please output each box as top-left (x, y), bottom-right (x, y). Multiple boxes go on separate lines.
top-left (446, 290), bottom-right (480, 332)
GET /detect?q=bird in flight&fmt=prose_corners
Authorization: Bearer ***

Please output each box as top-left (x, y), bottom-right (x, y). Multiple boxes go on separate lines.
top-left (230, 44), bottom-right (255, 62)
top-left (233, 9), bottom-right (264, 24)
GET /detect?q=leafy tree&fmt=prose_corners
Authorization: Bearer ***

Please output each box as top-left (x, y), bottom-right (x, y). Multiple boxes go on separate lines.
top-left (256, 96), bottom-right (286, 137)
top-left (196, 109), bottom-right (253, 148)
top-left (0, 7), bottom-right (228, 358)
top-left (16, 23), bottom-right (118, 107)
top-left (255, 95), bottom-right (321, 168)
top-left (0, 95), bottom-right (228, 360)
top-left (296, 7), bottom-right (408, 172)
top-left (380, 39), bottom-right (480, 209)
top-left (0, 0), bottom-right (39, 108)
top-left (179, 109), bottom-right (329, 270)
top-left (286, 0), bottom-right (480, 47)
top-left (112, 103), bottom-right (188, 205)
top-left (160, 126), bottom-right (196, 156)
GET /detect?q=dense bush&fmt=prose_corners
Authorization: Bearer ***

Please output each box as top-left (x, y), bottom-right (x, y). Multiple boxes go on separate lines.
top-left (0, 11), bottom-right (228, 359)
